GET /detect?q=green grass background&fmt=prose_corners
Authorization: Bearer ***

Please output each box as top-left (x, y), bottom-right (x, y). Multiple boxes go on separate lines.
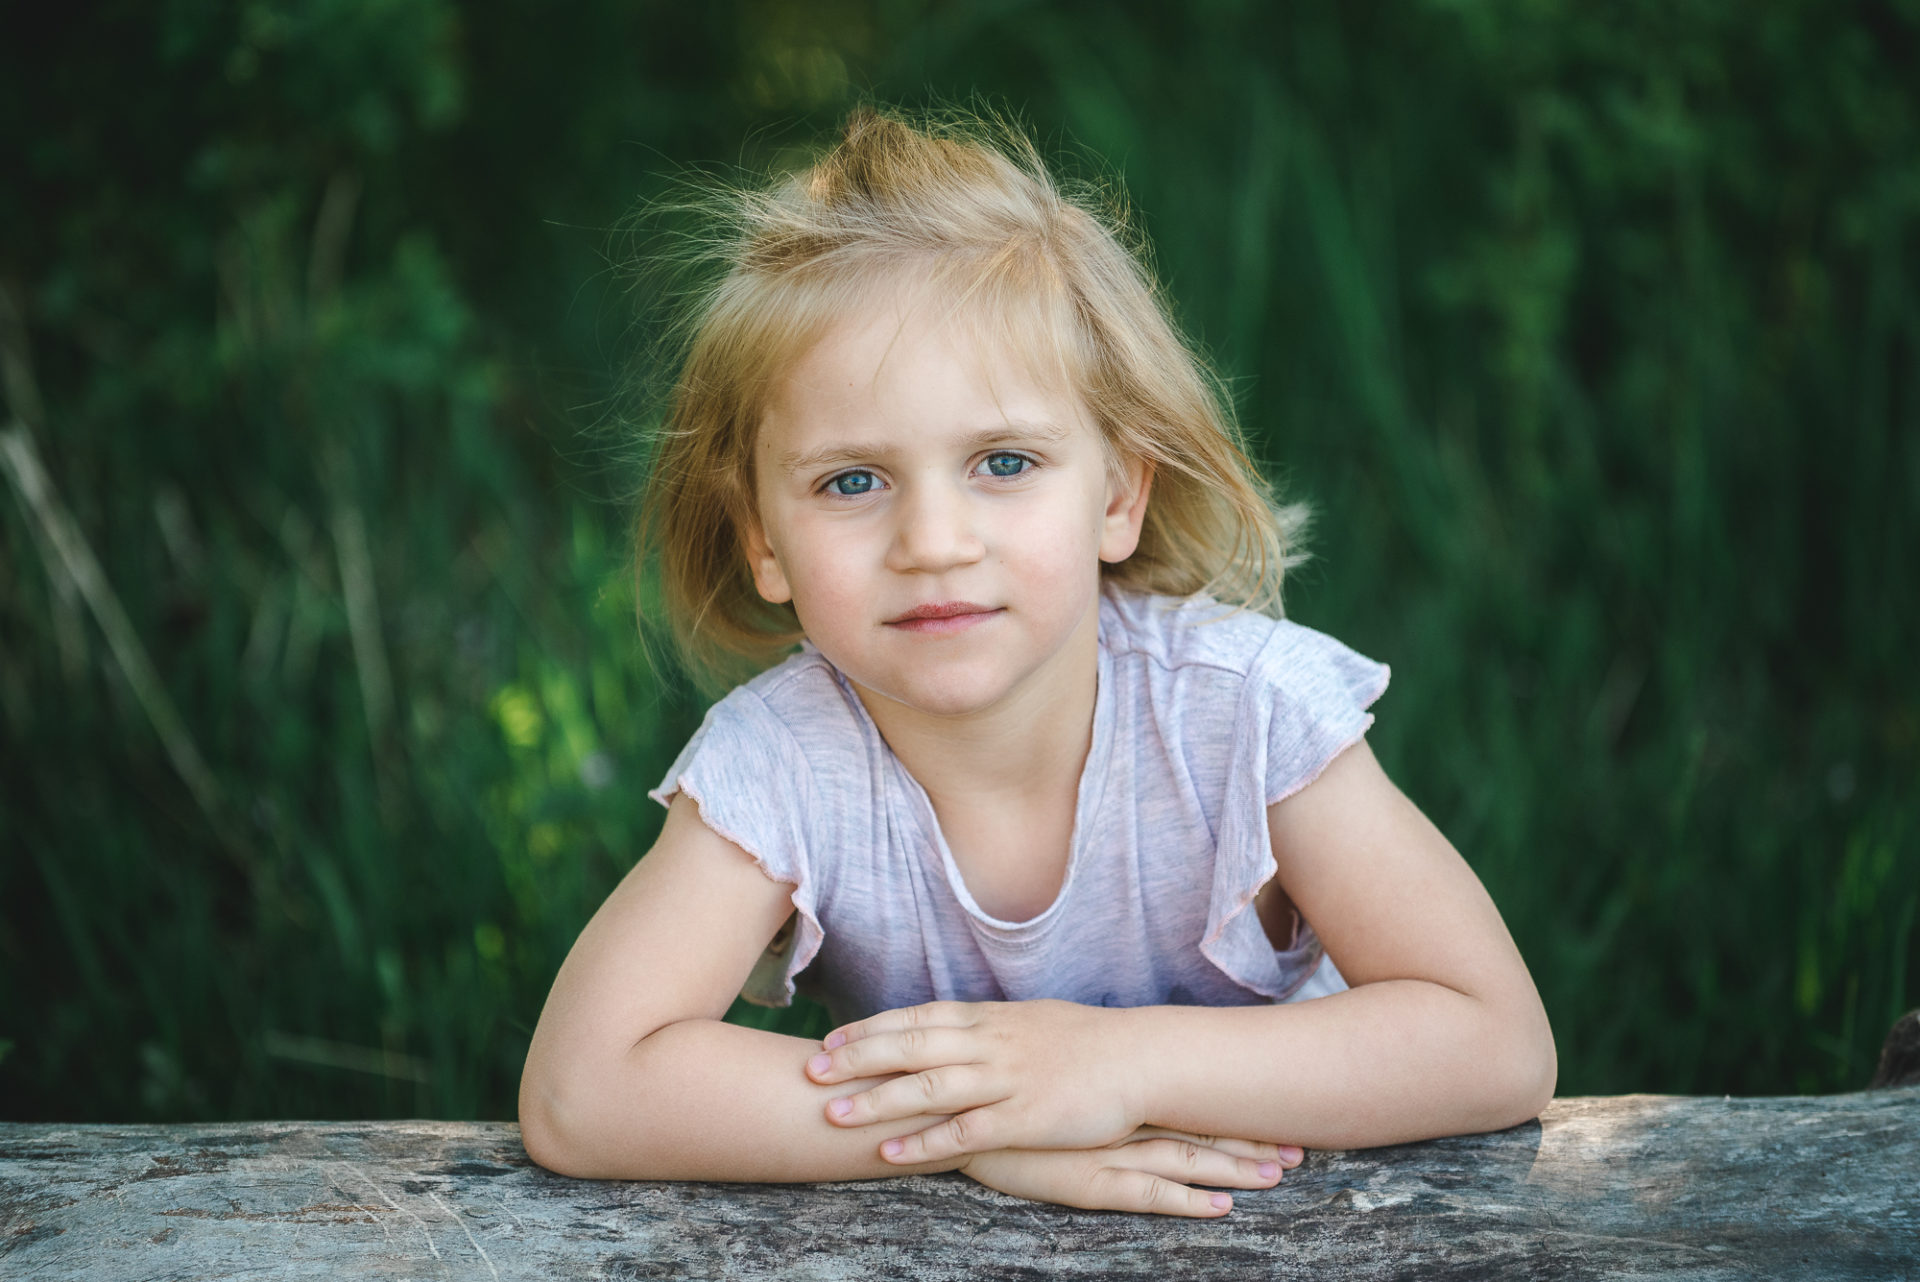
top-left (2, 0), bottom-right (1914, 1122)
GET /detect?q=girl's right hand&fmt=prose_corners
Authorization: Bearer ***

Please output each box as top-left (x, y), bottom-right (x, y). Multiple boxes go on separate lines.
top-left (956, 1128), bottom-right (1303, 1218)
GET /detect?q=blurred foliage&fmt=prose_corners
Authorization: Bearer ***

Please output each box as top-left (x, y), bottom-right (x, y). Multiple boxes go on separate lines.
top-left (1, 0), bottom-right (1914, 1122)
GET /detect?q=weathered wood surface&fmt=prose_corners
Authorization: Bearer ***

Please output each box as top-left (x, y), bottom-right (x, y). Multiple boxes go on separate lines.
top-left (3, 1090), bottom-right (1916, 1281)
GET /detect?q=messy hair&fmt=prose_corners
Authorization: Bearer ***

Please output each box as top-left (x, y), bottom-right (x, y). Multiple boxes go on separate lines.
top-left (637, 103), bottom-right (1308, 691)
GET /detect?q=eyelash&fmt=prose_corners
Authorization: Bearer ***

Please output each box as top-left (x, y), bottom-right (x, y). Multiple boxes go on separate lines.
top-left (818, 452), bottom-right (1038, 497)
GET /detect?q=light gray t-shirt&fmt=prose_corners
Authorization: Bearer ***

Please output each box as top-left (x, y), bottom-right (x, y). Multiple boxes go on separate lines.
top-left (650, 586), bottom-right (1390, 1027)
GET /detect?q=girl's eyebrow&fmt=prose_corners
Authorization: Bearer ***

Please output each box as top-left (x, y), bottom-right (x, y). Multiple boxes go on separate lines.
top-left (776, 421), bottom-right (1072, 475)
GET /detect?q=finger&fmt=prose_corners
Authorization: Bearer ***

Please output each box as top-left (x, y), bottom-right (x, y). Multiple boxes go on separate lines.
top-left (807, 1024), bottom-right (978, 1084)
top-left (1105, 1138), bottom-right (1287, 1190)
top-left (1126, 1128), bottom-right (1306, 1168)
top-left (1124, 1128), bottom-right (1279, 1159)
top-left (827, 1065), bottom-right (999, 1129)
top-left (878, 1104), bottom-right (1004, 1162)
top-left (823, 1000), bottom-right (975, 1051)
top-left (1084, 1165), bottom-right (1237, 1218)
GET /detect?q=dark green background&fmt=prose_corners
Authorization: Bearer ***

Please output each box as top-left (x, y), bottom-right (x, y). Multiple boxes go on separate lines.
top-left (2, 0), bottom-right (1915, 1123)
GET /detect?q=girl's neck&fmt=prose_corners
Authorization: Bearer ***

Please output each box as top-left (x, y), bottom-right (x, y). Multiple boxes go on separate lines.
top-left (850, 610), bottom-right (1100, 810)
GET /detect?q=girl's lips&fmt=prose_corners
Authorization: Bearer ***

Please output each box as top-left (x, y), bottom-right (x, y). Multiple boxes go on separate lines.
top-left (886, 605), bottom-right (1001, 635)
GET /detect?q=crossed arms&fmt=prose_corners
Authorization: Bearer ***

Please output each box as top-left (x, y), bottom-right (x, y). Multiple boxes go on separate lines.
top-left (517, 739), bottom-right (1556, 1216)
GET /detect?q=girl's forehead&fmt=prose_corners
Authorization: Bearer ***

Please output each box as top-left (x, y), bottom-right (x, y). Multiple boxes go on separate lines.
top-left (776, 284), bottom-right (1083, 420)
top-left (770, 336), bottom-right (1078, 460)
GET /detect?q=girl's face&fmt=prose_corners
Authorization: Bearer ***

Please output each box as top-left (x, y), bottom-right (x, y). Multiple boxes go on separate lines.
top-left (744, 292), bottom-right (1150, 723)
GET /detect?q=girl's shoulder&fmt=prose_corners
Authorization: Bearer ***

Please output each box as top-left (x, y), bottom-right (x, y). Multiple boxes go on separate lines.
top-left (1100, 586), bottom-right (1390, 812)
top-left (698, 644), bottom-right (869, 747)
top-left (1098, 585), bottom-right (1378, 687)
top-left (728, 642), bottom-right (847, 707)
top-left (653, 646), bottom-right (869, 801)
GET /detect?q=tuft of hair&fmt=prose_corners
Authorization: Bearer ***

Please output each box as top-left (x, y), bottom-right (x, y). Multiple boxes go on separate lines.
top-left (635, 102), bottom-right (1309, 692)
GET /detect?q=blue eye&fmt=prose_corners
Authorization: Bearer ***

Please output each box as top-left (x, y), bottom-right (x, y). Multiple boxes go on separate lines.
top-left (981, 452), bottom-right (1030, 478)
top-left (827, 470), bottom-right (877, 496)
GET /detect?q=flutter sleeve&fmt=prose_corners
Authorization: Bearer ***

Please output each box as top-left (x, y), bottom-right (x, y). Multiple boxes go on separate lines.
top-left (647, 687), bottom-right (823, 1008)
top-left (1199, 619), bottom-right (1391, 1000)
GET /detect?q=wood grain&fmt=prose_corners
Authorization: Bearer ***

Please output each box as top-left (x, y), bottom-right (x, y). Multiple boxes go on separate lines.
top-left (4, 1088), bottom-right (1916, 1280)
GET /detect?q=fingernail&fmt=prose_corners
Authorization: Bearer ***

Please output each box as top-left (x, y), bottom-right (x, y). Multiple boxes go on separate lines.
top-left (824, 1031), bottom-right (847, 1050)
top-left (1279, 1146), bottom-right (1304, 1163)
top-left (881, 1139), bottom-right (904, 1158)
top-left (808, 1054), bottom-right (832, 1075)
top-left (1257, 1161), bottom-right (1279, 1179)
top-left (829, 1097), bottom-right (852, 1118)
top-left (1210, 1193), bottom-right (1231, 1210)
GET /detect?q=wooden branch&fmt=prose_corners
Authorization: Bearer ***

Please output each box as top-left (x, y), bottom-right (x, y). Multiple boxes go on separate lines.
top-left (4, 1088), bottom-right (1915, 1280)
top-left (1873, 1010), bottom-right (1920, 1088)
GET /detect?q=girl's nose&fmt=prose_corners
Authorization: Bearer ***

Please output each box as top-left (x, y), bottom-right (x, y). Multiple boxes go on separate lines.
top-left (886, 481), bottom-right (985, 574)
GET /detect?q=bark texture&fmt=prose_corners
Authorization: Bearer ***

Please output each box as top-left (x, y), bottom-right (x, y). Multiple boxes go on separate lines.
top-left (1872, 1010), bottom-right (1920, 1088)
top-left (3, 1089), bottom-right (1916, 1280)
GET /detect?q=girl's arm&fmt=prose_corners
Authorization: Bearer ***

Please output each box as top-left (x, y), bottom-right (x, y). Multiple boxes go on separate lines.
top-left (807, 738), bottom-right (1557, 1160)
top-left (1127, 733), bottom-right (1556, 1146)
top-left (518, 792), bottom-right (1296, 1206)
top-left (519, 792), bottom-right (968, 1182)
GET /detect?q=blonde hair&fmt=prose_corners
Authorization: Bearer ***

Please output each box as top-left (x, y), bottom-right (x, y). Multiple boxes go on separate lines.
top-left (638, 104), bottom-right (1308, 690)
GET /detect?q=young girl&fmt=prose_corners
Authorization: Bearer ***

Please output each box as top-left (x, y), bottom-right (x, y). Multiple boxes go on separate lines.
top-left (519, 105), bottom-right (1555, 1219)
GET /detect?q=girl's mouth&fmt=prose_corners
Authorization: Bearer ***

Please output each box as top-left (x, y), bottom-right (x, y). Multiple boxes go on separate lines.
top-left (886, 602), bottom-right (1001, 634)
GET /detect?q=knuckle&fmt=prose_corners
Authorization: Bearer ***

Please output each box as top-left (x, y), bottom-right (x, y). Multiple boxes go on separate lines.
top-left (915, 1068), bottom-right (945, 1104)
top-left (947, 1108), bottom-right (990, 1150)
top-left (899, 1027), bottom-right (926, 1056)
top-left (1180, 1142), bottom-right (1204, 1172)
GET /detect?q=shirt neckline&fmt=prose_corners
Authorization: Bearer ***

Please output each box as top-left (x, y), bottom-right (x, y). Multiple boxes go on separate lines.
top-left (834, 594), bottom-right (1120, 942)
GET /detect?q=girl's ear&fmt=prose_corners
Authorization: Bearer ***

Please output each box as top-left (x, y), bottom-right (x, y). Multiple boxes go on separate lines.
top-left (1099, 454), bottom-right (1154, 564)
top-left (741, 517), bottom-right (794, 604)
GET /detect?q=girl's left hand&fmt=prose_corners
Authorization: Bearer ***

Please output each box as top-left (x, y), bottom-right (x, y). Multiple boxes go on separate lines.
top-left (804, 998), bottom-right (1148, 1162)
top-left (958, 1126), bottom-right (1302, 1217)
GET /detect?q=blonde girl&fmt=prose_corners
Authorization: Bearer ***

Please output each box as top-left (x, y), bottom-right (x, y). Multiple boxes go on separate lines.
top-left (519, 105), bottom-right (1555, 1218)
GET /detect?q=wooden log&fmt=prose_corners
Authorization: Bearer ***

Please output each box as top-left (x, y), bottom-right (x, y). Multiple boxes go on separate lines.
top-left (3, 1088), bottom-right (1916, 1280)
top-left (1872, 1009), bottom-right (1920, 1088)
